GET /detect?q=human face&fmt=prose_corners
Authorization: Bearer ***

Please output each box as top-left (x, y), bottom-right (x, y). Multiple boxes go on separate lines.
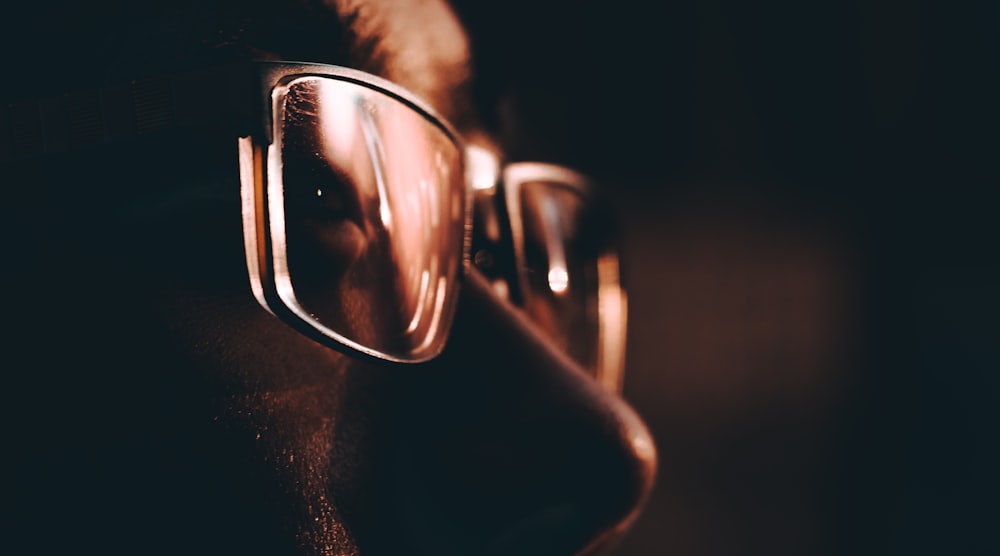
top-left (5, 1), bottom-right (656, 554)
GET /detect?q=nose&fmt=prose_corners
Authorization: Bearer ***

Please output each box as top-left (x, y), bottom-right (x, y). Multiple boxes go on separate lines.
top-left (365, 270), bottom-right (657, 556)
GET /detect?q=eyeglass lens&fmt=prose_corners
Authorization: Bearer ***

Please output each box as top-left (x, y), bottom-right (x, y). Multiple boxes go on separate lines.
top-left (273, 76), bottom-right (466, 360)
top-left (516, 180), bottom-right (626, 390)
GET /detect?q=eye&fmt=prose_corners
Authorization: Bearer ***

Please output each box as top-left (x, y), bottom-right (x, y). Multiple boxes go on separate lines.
top-left (313, 183), bottom-right (344, 212)
top-left (282, 150), bottom-right (362, 224)
top-left (278, 147), bottom-right (371, 284)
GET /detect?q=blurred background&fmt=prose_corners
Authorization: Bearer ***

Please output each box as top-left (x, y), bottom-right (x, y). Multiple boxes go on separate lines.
top-left (452, 1), bottom-right (999, 555)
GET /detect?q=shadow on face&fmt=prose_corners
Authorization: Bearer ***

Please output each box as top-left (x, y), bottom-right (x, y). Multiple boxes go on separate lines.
top-left (2, 1), bottom-right (657, 554)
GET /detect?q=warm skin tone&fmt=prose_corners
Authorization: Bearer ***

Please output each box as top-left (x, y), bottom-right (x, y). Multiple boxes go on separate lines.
top-left (4, 0), bottom-right (657, 554)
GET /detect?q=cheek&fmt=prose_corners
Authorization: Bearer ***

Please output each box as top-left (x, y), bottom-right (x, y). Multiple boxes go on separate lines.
top-left (149, 286), bottom-right (398, 552)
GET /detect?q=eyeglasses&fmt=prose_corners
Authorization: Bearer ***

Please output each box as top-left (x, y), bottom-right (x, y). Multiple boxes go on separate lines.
top-left (3, 61), bottom-right (468, 363)
top-left (2, 61), bottom-right (625, 381)
top-left (468, 148), bottom-right (628, 392)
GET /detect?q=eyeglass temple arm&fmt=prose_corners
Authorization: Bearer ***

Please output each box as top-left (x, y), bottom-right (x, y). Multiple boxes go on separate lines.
top-left (0, 65), bottom-right (261, 165)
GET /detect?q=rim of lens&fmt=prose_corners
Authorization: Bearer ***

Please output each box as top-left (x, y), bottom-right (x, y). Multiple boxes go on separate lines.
top-left (240, 69), bottom-right (471, 364)
top-left (501, 162), bottom-right (628, 391)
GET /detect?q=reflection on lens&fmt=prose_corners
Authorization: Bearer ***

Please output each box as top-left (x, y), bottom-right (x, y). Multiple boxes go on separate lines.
top-left (519, 181), bottom-right (604, 372)
top-left (503, 164), bottom-right (627, 392)
top-left (270, 76), bottom-right (466, 361)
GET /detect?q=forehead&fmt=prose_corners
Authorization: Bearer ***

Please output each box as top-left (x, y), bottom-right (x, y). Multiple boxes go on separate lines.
top-left (324, 0), bottom-right (473, 129)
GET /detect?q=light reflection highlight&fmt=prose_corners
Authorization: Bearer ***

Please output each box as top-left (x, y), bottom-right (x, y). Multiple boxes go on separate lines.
top-left (548, 265), bottom-right (569, 294)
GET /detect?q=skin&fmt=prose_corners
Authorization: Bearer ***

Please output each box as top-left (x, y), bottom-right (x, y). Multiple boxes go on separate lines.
top-left (4, 0), bottom-right (657, 554)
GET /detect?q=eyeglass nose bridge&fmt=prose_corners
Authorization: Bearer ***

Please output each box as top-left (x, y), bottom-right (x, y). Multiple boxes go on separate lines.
top-left (467, 145), bottom-right (526, 304)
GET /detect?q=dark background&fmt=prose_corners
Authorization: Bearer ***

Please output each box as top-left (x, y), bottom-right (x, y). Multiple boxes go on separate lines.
top-left (452, 1), bottom-right (999, 555)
